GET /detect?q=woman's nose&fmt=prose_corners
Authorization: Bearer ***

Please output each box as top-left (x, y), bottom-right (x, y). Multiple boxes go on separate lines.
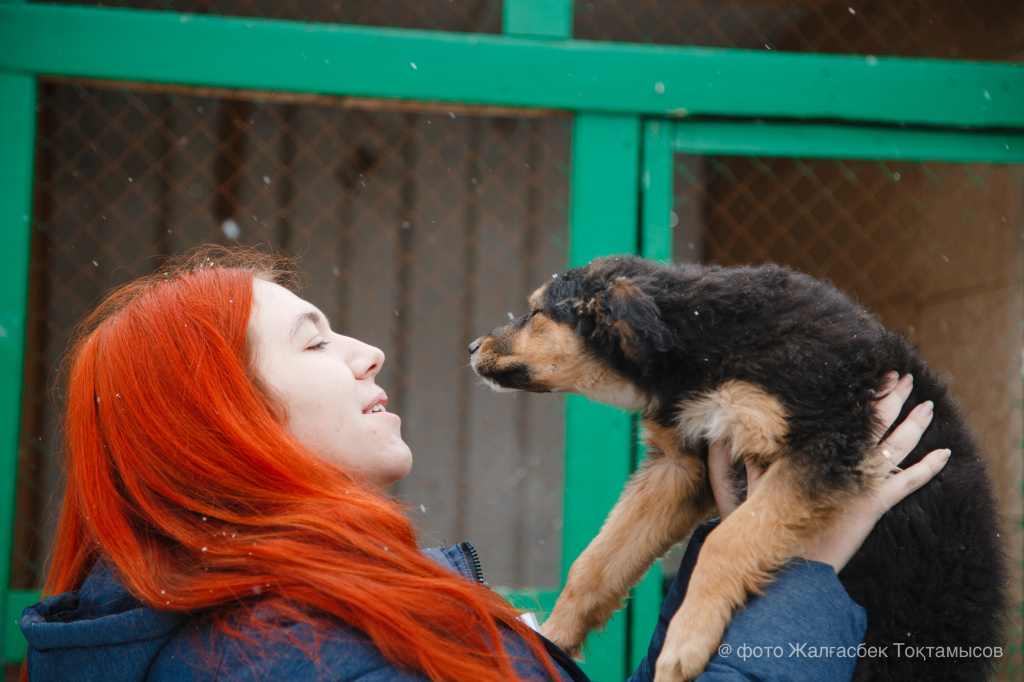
top-left (348, 339), bottom-right (385, 379)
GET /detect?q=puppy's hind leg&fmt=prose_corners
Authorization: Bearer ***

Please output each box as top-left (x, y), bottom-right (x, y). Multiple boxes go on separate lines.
top-left (542, 449), bottom-right (714, 655)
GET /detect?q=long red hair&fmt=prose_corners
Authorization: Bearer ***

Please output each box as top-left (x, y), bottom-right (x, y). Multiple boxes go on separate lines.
top-left (41, 248), bottom-right (558, 682)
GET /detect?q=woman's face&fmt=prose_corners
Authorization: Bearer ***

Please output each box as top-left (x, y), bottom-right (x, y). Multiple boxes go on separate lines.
top-left (248, 279), bottom-right (412, 488)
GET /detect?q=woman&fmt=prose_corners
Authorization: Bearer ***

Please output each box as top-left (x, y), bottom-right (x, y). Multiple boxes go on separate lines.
top-left (20, 248), bottom-right (947, 681)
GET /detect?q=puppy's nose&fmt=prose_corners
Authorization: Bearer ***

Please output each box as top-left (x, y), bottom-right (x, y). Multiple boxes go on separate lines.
top-left (468, 338), bottom-right (482, 355)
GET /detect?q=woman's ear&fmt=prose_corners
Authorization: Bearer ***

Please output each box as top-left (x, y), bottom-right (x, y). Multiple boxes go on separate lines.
top-left (587, 276), bottom-right (672, 362)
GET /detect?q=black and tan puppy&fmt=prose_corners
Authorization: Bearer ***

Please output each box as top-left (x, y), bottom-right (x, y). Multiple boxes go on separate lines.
top-left (469, 255), bottom-right (1006, 682)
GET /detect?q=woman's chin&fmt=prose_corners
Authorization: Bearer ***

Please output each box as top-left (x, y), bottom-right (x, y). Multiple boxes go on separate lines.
top-left (374, 445), bottom-right (414, 489)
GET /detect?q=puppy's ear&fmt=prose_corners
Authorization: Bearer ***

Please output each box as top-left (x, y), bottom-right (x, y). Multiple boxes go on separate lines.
top-left (586, 276), bottom-right (672, 362)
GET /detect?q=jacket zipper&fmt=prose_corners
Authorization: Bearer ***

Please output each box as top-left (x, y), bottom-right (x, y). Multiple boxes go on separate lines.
top-left (458, 541), bottom-right (486, 585)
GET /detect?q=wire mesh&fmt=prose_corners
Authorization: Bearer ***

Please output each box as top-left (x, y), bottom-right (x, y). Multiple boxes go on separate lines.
top-left (8, 2), bottom-right (1024, 678)
top-left (44, 0), bottom-right (503, 33)
top-left (44, 0), bottom-right (1024, 59)
top-left (14, 79), bottom-right (571, 594)
top-left (575, 0), bottom-right (1024, 60)
top-left (673, 154), bottom-right (1024, 678)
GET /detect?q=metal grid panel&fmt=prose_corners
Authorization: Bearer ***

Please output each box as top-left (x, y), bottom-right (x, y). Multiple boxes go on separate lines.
top-left (673, 154), bottom-right (1024, 676)
top-left (44, 0), bottom-right (503, 32)
top-left (576, 0), bottom-right (1024, 60)
top-left (14, 80), bottom-right (570, 594)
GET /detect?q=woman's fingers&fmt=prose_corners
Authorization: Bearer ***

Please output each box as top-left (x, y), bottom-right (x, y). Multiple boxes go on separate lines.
top-left (709, 442), bottom-right (766, 520)
top-left (872, 372), bottom-right (913, 441)
top-left (707, 441), bottom-right (738, 519)
top-left (800, 449), bottom-right (950, 572)
top-left (879, 400), bottom-right (935, 467)
top-left (744, 458), bottom-right (766, 498)
top-left (715, 370), bottom-right (935, 525)
top-left (875, 448), bottom-right (950, 511)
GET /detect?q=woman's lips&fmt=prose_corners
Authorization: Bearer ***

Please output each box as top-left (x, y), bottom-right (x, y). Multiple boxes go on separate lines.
top-left (363, 393), bottom-right (388, 414)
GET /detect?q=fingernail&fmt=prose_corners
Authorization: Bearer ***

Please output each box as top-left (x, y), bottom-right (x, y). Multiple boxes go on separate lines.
top-left (899, 373), bottom-right (914, 387)
top-left (941, 449), bottom-right (951, 462)
top-left (921, 400), bottom-right (934, 415)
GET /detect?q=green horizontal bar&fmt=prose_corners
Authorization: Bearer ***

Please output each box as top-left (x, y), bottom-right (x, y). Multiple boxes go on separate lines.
top-left (2, 3), bottom-right (1023, 128)
top-left (4, 589), bottom-right (38, 663)
top-left (672, 120), bottom-right (1024, 163)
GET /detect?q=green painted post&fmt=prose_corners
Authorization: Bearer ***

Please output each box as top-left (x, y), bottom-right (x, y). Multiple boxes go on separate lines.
top-left (0, 72), bottom-right (36, 664)
top-left (625, 118), bottom-right (677, 671)
top-left (641, 119), bottom-right (675, 262)
top-left (565, 113), bottom-right (641, 679)
top-left (503, 0), bottom-right (572, 39)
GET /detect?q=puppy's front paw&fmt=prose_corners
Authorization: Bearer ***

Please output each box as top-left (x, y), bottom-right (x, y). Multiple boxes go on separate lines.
top-left (540, 612), bottom-right (585, 657)
top-left (653, 614), bottom-right (723, 682)
top-left (654, 645), bottom-right (709, 682)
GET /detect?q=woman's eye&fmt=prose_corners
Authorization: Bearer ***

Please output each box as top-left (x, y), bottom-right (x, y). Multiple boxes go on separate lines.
top-left (307, 339), bottom-right (329, 351)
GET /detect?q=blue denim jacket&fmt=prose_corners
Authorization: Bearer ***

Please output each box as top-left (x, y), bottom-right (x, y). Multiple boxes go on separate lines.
top-left (21, 521), bottom-right (865, 681)
top-left (631, 520), bottom-right (867, 682)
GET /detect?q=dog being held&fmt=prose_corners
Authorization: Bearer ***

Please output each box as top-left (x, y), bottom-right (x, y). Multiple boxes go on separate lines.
top-left (469, 255), bottom-right (1006, 682)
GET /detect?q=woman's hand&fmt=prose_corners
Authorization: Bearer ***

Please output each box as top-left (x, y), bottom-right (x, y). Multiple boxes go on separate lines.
top-left (707, 372), bottom-right (950, 572)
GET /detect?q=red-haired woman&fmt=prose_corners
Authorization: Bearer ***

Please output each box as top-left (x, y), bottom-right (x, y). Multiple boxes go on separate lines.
top-left (19, 249), bottom-right (946, 681)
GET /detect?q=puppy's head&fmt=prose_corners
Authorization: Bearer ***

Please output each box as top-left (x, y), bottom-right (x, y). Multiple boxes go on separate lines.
top-left (469, 255), bottom-right (672, 410)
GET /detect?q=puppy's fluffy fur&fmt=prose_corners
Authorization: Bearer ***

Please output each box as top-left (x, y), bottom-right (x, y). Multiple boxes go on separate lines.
top-left (470, 256), bottom-right (1006, 682)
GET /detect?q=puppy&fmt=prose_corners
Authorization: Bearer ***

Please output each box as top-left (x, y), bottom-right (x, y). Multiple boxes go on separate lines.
top-left (469, 255), bottom-right (1006, 682)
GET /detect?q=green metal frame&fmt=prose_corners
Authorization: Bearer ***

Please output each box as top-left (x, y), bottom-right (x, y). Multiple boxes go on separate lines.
top-left (1, 0), bottom-right (1023, 676)
top-left (1, 3), bottom-right (1023, 128)
top-left (637, 117), bottom-right (1024, 677)
top-left (640, 119), bottom-right (1024, 268)
top-left (0, 70), bottom-right (36, 669)
top-left (564, 113), bottom-right (642, 675)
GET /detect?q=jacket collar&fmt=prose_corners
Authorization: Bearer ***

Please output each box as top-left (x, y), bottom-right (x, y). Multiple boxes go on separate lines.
top-left (20, 558), bottom-right (187, 681)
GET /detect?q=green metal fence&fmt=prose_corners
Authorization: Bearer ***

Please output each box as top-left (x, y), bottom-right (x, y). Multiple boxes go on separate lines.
top-left (2, 1), bottom-right (1023, 679)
